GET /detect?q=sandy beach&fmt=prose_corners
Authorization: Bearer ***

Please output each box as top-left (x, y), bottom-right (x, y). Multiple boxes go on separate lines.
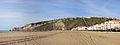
top-left (0, 31), bottom-right (120, 45)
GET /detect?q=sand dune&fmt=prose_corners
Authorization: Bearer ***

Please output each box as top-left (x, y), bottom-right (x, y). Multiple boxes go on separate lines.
top-left (0, 31), bottom-right (120, 45)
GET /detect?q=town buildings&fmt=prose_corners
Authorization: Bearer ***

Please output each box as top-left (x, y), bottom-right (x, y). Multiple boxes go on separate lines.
top-left (71, 20), bottom-right (120, 31)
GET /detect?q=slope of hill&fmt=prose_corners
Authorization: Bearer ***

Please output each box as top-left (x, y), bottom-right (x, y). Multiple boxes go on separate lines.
top-left (12, 17), bottom-right (114, 31)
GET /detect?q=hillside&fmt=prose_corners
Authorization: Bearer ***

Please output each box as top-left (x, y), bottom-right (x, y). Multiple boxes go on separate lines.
top-left (12, 17), bottom-right (113, 31)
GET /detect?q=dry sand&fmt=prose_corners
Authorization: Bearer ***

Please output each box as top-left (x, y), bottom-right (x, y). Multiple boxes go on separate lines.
top-left (0, 31), bottom-right (120, 45)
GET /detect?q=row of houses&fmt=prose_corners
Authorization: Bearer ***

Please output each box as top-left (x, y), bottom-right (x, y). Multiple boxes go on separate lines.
top-left (71, 20), bottom-right (120, 31)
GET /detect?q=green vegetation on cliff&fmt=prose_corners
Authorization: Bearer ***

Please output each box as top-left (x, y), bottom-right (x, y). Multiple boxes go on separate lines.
top-left (32, 17), bottom-right (113, 30)
top-left (12, 17), bottom-right (114, 31)
top-left (62, 17), bottom-right (113, 30)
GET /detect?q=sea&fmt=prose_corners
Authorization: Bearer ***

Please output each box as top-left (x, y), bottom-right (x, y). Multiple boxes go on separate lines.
top-left (0, 30), bottom-right (30, 33)
top-left (0, 30), bottom-right (10, 33)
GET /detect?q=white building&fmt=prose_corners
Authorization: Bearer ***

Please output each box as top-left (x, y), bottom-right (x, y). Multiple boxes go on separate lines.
top-left (71, 20), bottom-right (120, 31)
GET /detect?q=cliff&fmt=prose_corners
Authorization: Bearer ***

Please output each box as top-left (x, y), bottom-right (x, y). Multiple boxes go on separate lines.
top-left (12, 17), bottom-right (114, 31)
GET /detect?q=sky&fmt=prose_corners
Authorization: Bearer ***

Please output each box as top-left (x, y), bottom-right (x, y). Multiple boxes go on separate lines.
top-left (0, 0), bottom-right (120, 30)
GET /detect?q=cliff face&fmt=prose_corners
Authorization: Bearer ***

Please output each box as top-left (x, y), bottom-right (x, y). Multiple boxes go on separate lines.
top-left (12, 17), bottom-right (113, 31)
top-left (12, 20), bottom-right (65, 31)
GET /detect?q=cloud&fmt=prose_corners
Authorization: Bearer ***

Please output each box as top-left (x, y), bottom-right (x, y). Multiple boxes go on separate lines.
top-left (79, 0), bottom-right (119, 17)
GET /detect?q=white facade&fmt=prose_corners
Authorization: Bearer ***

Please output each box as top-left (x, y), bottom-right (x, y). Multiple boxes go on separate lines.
top-left (71, 20), bottom-right (120, 31)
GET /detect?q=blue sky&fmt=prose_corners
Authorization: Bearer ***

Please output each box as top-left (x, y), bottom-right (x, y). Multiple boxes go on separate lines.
top-left (0, 0), bottom-right (120, 30)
